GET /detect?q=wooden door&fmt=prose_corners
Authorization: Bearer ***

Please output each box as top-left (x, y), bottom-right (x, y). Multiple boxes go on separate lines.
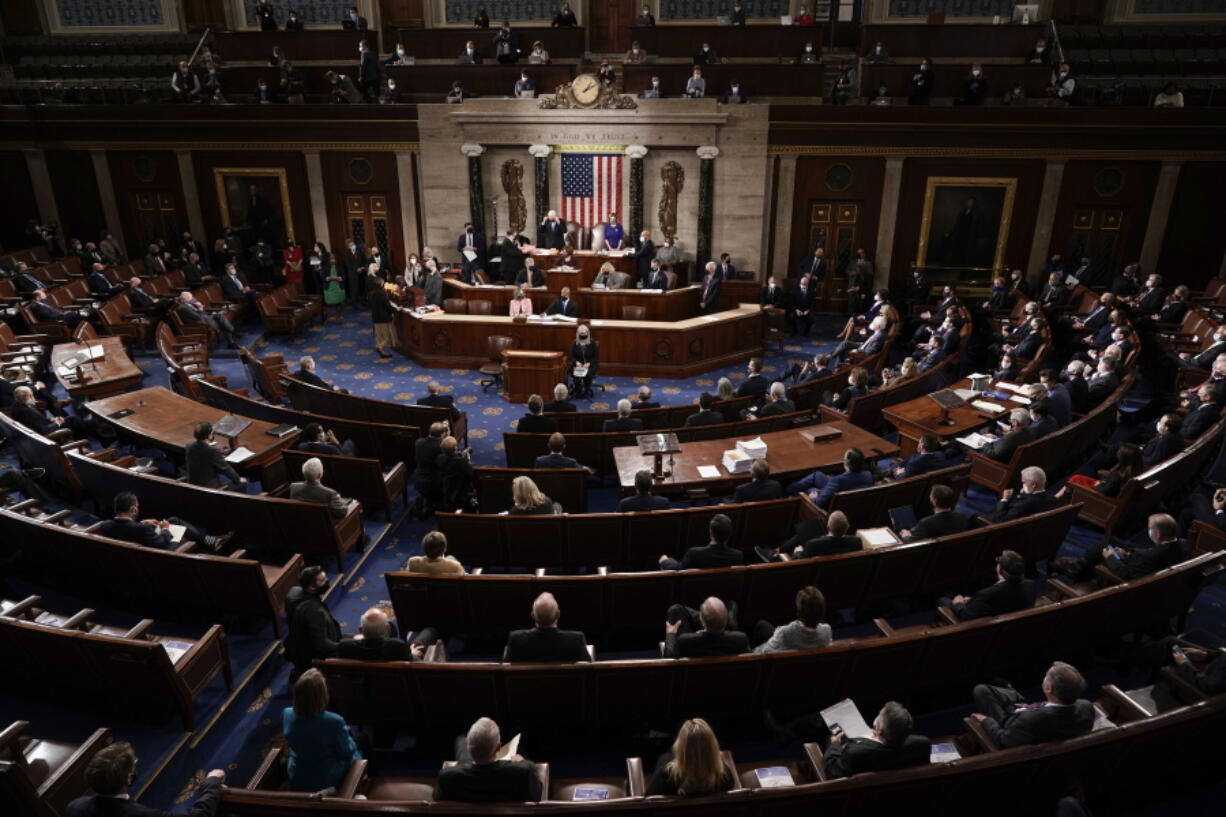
top-left (1064, 208), bottom-right (1124, 283)
top-left (344, 194), bottom-right (391, 263)
top-left (589, 0), bottom-right (631, 55)
top-left (802, 200), bottom-right (860, 312)
top-left (131, 191), bottom-right (182, 253)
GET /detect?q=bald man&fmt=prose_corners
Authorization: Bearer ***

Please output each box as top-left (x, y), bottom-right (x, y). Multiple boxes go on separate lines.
top-left (504, 592), bottom-right (591, 662)
top-left (664, 596), bottom-right (749, 658)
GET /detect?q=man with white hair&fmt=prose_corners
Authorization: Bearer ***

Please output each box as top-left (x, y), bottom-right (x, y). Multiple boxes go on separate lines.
top-left (11, 385), bottom-right (95, 438)
top-left (126, 276), bottom-right (172, 318)
top-left (830, 315), bottom-right (888, 364)
top-left (980, 408), bottom-right (1032, 463)
top-left (1062, 359), bottom-right (1089, 414)
top-left (991, 466), bottom-right (1061, 522)
top-left (295, 355), bottom-right (343, 392)
top-left (603, 398), bottom-right (644, 432)
top-left (289, 457), bottom-right (351, 518)
top-left (435, 716), bottom-right (543, 802)
top-left (175, 289), bottom-right (237, 345)
top-left (700, 260), bottom-right (722, 314)
top-left (633, 385), bottom-right (660, 409)
top-left (755, 382), bottom-right (795, 418)
top-left (538, 208), bottom-right (566, 250)
top-left (543, 383), bottom-right (576, 413)
top-left (664, 595), bottom-right (749, 658)
top-left (338, 606), bottom-right (424, 661)
top-left (505, 592), bottom-right (591, 662)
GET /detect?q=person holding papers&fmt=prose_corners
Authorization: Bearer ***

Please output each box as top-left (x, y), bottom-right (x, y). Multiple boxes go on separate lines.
top-left (786, 448), bottom-right (874, 509)
top-left (435, 717), bottom-right (543, 802)
top-left (97, 491), bottom-right (233, 552)
top-left (824, 701), bottom-right (931, 778)
top-left (978, 408), bottom-right (1033, 463)
top-left (569, 324), bottom-right (598, 398)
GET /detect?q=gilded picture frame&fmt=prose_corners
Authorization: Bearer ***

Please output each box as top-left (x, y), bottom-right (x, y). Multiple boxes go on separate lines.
top-left (916, 176), bottom-right (1017, 273)
top-left (213, 168), bottom-right (295, 245)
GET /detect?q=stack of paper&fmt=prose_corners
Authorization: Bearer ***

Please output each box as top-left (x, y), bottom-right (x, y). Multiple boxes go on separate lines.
top-left (736, 437), bottom-right (768, 460)
top-left (857, 527), bottom-right (900, 549)
top-left (971, 400), bottom-right (1006, 414)
top-left (722, 449), bottom-right (753, 474)
top-left (572, 788), bottom-right (611, 800)
top-left (696, 464), bottom-right (722, 479)
top-left (995, 381), bottom-right (1028, 394)
top-left (955, 432), bottom-right (995, 450)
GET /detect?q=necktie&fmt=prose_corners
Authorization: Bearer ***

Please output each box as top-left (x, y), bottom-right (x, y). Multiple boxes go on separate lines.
top-left (466, 233), bottom-right (472, 248)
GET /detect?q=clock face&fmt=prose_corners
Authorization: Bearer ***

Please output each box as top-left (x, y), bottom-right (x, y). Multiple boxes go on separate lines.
top-left (572, 73), bottom-right (601, 105)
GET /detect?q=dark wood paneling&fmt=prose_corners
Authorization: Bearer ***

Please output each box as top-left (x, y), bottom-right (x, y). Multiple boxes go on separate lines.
top-left (891, 157), bottom-right (1046, 291)
top-left (1048, 160), bottom-right (1160, 279)
top-left (0, 0), bottom-right (44, 35)
top-left (214, 30), bottom-right (371, 61)
top-left (45, 149), bottom-right (105, 246)
top-left (320, 151), bottom-right (405, 267)
top-left (381, 0), bottom-right (425, 27)
top-left (221, 64), bottom-right (575, 100)
top-left (0, 151), bottom-right (37, 253)
top-left (106, 151), bottom-right (186, 256)
top-left (395, 26), bottom-right (585, 59)
top-left (859, 23), bottom-right (1043, 59)
top-left (191, 151), bottom-right (313, 251)
top-left (628, 24), bottom-right (822, 58)
top-left (1158, 162), bottom-right (1226, 291)
top-left (861, 63), bottom-right (1052, 101)
top-left (183, 0), bottom-right (228, 28)
top-left (623, 64), bottom-right (823, 98)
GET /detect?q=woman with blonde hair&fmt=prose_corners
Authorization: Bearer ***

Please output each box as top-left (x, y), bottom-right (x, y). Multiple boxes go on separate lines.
top-left (509, 285), bottom-right (533, 317)
top-left (509, 475), bottom-right (557, 515)
top-left (570, 324), bottom-right (598, 398)
top-left (281, 668), bottom-right (362, 791)
top-left (898, 357), bottom-right (918, 380)
top-left (646, 718), bottom-right (733, 796)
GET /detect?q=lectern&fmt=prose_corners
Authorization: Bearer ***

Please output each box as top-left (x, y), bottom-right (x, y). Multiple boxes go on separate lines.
top-left (502, 349), bottom-right (566, 403)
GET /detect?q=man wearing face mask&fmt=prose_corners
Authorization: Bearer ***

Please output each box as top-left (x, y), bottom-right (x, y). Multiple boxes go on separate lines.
top-left (798, 42), bottom-right (818, 64)
top-left (722, 81), bottom-right (748, 105)
top-left (831, 61), bottom-right (855, 105)
top-left (379, 77), bottom-right (400, 104)
top-left (539, 210), bottom-right (566, 250)
top-left (625, 41), bottom-right (646, 64)
top-left (357, 40), bottom-right (380, 101)
top-left (285, 9), bottom-right (303, 30)
top-left (252, 77), bottom-right (275, 104)
top-left (1047, 61), bottom-right (1079, 105)
top-left (456, 222), bottom-right (484, 281)
top-left (957, 64), bottom-right (988, 106)
top-left (1026, 38), bottom-right (1051, 65)
top-left (342, 237), bottom-right (366, 304)
top-left (342, 5), bottom-right (368, 31)
top-left (633, 229), bottom-right (655, 284)
top-left (693, 43), bottom-right (718, 65)
top-left (386, 41), bottom-right (411, 66)
top-left (641, 74), bottom-right (664, 99)
top-left (864, 41), bottom-right (889, 64)
top-left (908, 59), bottom-right (934, 105)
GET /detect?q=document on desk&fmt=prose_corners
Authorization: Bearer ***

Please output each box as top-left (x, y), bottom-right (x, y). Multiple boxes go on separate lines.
top-left (225, 446), bottom-right (254, 463)
top-left (995, 381), bottom-right (1028, 394)
top-left (696, 465), bottom-right (721, 479)
top-left (956, 432), bottom-right (994, 450)
top-left (820, 698), bottom-right (872, 739)
top-left (971, 400), bottom-right (1006, 415)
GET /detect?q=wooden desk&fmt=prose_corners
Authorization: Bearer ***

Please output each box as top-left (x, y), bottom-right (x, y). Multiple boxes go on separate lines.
top-left (442, 279), bottom-right (702, 321)
top-left (395, 26), bottom-right (586, 60)
top-left (214, 30), bottom-right (371, 62)
top-left (398, 304), bottom-right (765, 377)
top-left (84, 386), bottom-right (299, 487)
top-left (50, 336), bottom-right (143, 400)
top-left (613, 420), bottom-right (898, 496)
top-left (528, 250), bottom-right (636, 289)
top-left (623, 63), bottom-right (823, 98)
top-left (861, 63), bottom-right (1054, 100)
top-left (502, 349), bottom-right (566, 404)
top-left (627, 24), bottom-right (823, 59)
top-left (882, 378), bottom-right (1027, 458)
top-left (859, 23), bottom-right (1043, 60)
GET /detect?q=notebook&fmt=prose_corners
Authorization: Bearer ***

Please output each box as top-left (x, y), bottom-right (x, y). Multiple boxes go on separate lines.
top-left (265, 423), bottom-right (298, 438)
top-left (166, 524), bottom-right (187, 543)
top-left (696, 465), bottom-right (721, 479)
top-left (887, 505), bottom-right (917, 533)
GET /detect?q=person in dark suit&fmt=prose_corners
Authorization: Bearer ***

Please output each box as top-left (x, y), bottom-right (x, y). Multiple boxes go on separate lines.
top-left (126, 276), bottom-right (171, 319)
top-left (760, 275), bottom-right (786, 309)
top-left (1100, 513), bottom-right (1186, 581)
top-left (505, 592), bottom-right (591, 662)
top-left (830, 315), bottom-right (888, 364)
top-left (980, 408), bottom-right (1033, 463)
top-left (1038, 371), bottom-right (1073, 427)
top-left (1180, 327), bottom-right (1226, 370)
top-left (12, 263), bottom-right (46, 293)
top-left (1131, 273), bottom-right (1167, 315)
top-left (1027, 400), bottom-right (1059, 441)
top-left (64, 742), bottom-right (225, 817)
top-left (176, 290), bottom-right (237, 346)
top-left (795, 511), bottom-right (863, 559)
top-left (970, 662), bottom-right (1095, 748)
top-left (991, 466), bottom-right (1061, 522)
top-left (285, 566), bottom-right (339, 680)
top-left (1183, 388), bottom-right (1220, 440)
top-left (633, 385), bottom-right (660, 410)
top-left (697, 261), bottom-right (723, 314)
top-left (787, 448), bottom-right (874, 509)
top-left (901, 485), bottom-right (968, 542)
top-left (684, 391), bottom-right (724, 427)
top-left (632, 229), bottom-right (655, 284)
top-left (543, 383), bottom-right (576, 413)
top-left (9, 385), bottom-right (92, 439)
top-left (1072, 292), bottom-right (1116, 334)
top-left (545, 286), bottom-right (578, 317)
top-left (341, 238), bottom-right (366, 303)
top-left (789, 270), bottom-right (816, 337)
top-left (892, 434), bottom-right (947, 479)
top-left (85, 263), bottom-right (123, 298)
top-left (569, 324), bottom-right (598, 397)
top-left (664, 595), bottom-right (748, 658)
top-left (798, 246), bottom-right (826, 282)
top-left (517, 394), bottom-right (557, 433)
top-left (732, 458), bottom-right (782, 504)
top-left (418, 381), bottom-right (460, 420)
top-left (603, 399), bottom-right (644, 432)
top-left (643, 260), bottom-right (670, 291)
top-left (438, 436), bottom-right (476, 512)
top-left (220, 263), bottom-right (260, 309)
top-left (496, 228), bottom-right (524, 283)
top-left (514, 257), bottom-right (545, 289)
top-left (435, 717), bottom-right (542, 802)
top-left (1135, 635), bottom-right (1226, 707)
top-left (457, 40), bottom-right (483, 64)
top-left (735, 357), bottom-right (769, 404)
top-left (942, 550), bottom-right (1032, 621)
top-left (337, 607), bottom-right (422, 661)
top-left (1140, 413), bottom-right (1186, 467)
top-left (537, 210), bottom-right (566, 249)
top-left (29, 289), bottom-right (87, 330)
top-left (1062, 360), bottom-right (1090, 414)
top-left (753, 382), bottom-right (795, 418)
top-left (295, 356), bottom-right (344, 392)
top-left (659, 513), bottom-right (743, 570)
top-left (456, 222), bottom-right (485, 277)
top-left (534, 432), bottom-right (586, 470)
top-left (620, 469), bottom-right (670, 511)
top-left (825, 701), bottom-right (931, 778)
top-left (296, 422), bottom-right (357, 458)
top-left (1008, 317), bottom-right (1046, 361)
top-left (97, 492), bottom-right (230, 553)
top-left (186, 421), bottom-right (248, 491)
top-left (412, 422), bottom-right (447, 505)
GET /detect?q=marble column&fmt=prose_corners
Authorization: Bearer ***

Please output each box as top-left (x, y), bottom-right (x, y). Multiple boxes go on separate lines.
top-left (1140, 160), bottom-right (1184, 276)
top-left (625, 145), bottom-right (648, 241)
top-left (175, 150), bottom-right (206, 242)
top-left (89, 149), bottom-right (126, 253)
top-left (23, 149), bottom-right (60, 235)
top-left (873, 157), bottom-right (904, 290)
top-left (395, 150), bottom-right (422, 253)
top-left (303, 150), bottom-right (330, 246)
top-left (1026, 159), bottom-right (1067, 289)
top-left (696, 146), bottom-right (718, 270)
top-left (460, 143), bottom-right (486, 239)
top-left (528, 144), bottom-right (551, 238)
top-left (770, 155), bottom-right (798, 282)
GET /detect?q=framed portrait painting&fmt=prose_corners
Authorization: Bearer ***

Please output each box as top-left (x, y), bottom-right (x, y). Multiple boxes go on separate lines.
top-left (916, 177), bottom-right (1017, 272)
top-left (212, 168), bottom-right (294, 246)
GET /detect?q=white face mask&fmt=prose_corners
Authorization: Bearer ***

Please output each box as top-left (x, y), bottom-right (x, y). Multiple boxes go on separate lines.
top-left (805, 46), bottom-right (813, 53)
top-left (972, 70), bottom-right (981, 76)
top-left (397, 48), bottom-right (405, 56)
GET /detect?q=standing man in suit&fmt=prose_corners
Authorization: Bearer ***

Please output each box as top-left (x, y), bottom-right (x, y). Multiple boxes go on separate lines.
top-left (64, 743), bottom-right (225, 817)
top-left (970, 662), bottom-right (1095, 748)
top-left (342, 237), bottom-right (366, 304)
top-left (684, 392), bottom-right (724, 427)
top-left (663, 596), bottom-right (748, 658)
top-left (633, 229), bottom-right (655, 284)
top-left (603, 399), bottom-right (644, 432)
top-left (343, 5), bottom-right (368, 30)
top-left (357, 40), bottom-right (380, 101)
top-left (538, 209), bottom-right (566, 250)
top-left (790, 271), bottom-right (816, 337)
top-left (991, 466), bottom-right (1061, 522)
top-left (504, 592), bottom-right (591, 662)
top-left (799, 245), bottom-right (826, 283)
top-left (498, 229), bottom-right (524, 283)
top-left (186, 421), bottom-right (247, 490)
top-left (900, 485), bottom-right (968, 541)
top-left (619, 469), bottom-right (670, 511)
top-left (435, 718), bottom-right (543, 802)
top-left (545, 286), bottom-right (578, 317)
top-left (824, 702), bottom-right (931, 778)
top-left (760, 275), bottom-right (786, 308)
top-left (97, 492), bottom-right (231, 552)
top-left (659, 513), bottom-right (743, 570)
top-left (698, 261), bottom-right (722, 314)
top-left (457, 222), bottom-right (484, 279)
top-left (941, 550), bottom-right (1032, 620)
top-left (289, 457), bottom-right (352, 519)
top-left (285, 566), bottom-right (340, 682)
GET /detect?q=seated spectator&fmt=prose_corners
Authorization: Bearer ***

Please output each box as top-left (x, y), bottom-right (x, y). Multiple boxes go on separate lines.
top-left (170, 60), bottom-right (201, 102)
top-left (407, 530), bottom-right (467, 575)
top-left (185, 420), bottom-right (248, 491)
top-left (830, 316), bottom-right (889, 365)
top-left (30, 289), bottom-right (87, 330)
top-left (786, 447), bottom-right (874, 509)
top-left (290, 457), bottom-right (351, 519)
top-left (1159, 284), bottom-right (1190, 324)
top-left (294, 356), bottom-right (344, 392)
top-left (625, 41), bottom-right (646, 64)
top-left (527, 41), bottom-right (550, 64)
top-left (970, 662), bottom-right (1094, 748)
top-left (641, 73), bottom-right (665, 98)
top-left (436, 717), bottom-right (542, 802)
top-left (752, 382), bottom-right (795, 418)
top-left (1064, 442), bottom-right (1142, 498)
top-left (508, 475), bottom-right (557, 515)
top-left (509, 286), bottom-right (533, 316)
top-left (545, 286), bottom-right (578, 317)
top-left (417, 381), bottom-right (460, 421)
top-left (991, 466), bottom-right (1061, 522)
top-left (1154, 82), bottom-right (1184, 108)
top-left (659, 513), bottom-right (743, 570)
top-left (979, 408), bottom-right (1033, 463)
top-left (603, 398), bottom-right (644, 432)
top-left (1182, 386), bottom-right (1221, 440)
top-left (1085, 358), bottom-right (1121, 408)
top-left (685, 67), bottom-right (706, 98)
top-left (684, 392), bottom-right (724, 427)
top-left (338, 607), bottom-right (423, 661)
top-left (1142, 413), bottom-right (1186, 467)
top-left (735, 357), bottom-right (769, 403)
top-left (782, 352), bottom-right (832, 385)
top-left (633, 385), bottom-right (660, 409)
top-left (505, 592), bottom-right (590, 662)
top-left (177, 290), bottom-right (238, 346)
top-left (716, 377), bottom-right (735, 401)
top-left (0, 465), bottom-right (50, 503)
top-left (794, 5), bottom-right (815, 25)
top-left (756, 509), bottom-right (858, 563)
top-left (892, 434), bottom-right (948, 479)
top-left (1091, 513), bottom-right (1186, 581)
top-left (438, 436), bottom-right (477, 512)
top-left (325, 70), bottom-right (362, 103)
top-left (829, 366), bottom-right (871, 412)
top-left (282, 669), bottom-right (361, 792)
top-left (1028, 400), bottom-right (1059, 440)
top-left (645, 718), bottom-right (735, 796)
top-left (915, 335), bottom-right (947, 374)
top-left (11, 384), bottom-right (96, 440)
top-left (297, 422), bottom-right (357, 458)
top-left (446, 80), bottom-right (473, 101)
top-left (752, 586), bottom-right (831, 654)
top-left (98, 491), bottom-right (232, 552)
top-left (67, 743), bottom-right (224, 815)
top-left (993, 352), bottom-right (1020, 383)
top-left (941, 550), bottom-right (1032, 621)
top-left (285, 566), bottom-right (340, 681)
top-left (825, 702), bottom-right (930, 778)
top-left (900, 484), bottom-right (968, 542)
top-left (620, 469), bottom-right (670, 512)
top-left (732, 458), bottom-right (782, 503)
top-left (85, 263), bottom-right (123, 298)
top-left (664, 596), bottom-right (748, 658)
top-left (1135, 634), bottom-right (1226, 710)
top-left (412, 422), bottom-right (447, 507)
top-left (534, 432), bottom-right (584, 469)
top-left (517, 394), bottom-right (557, 433)
top-left (721, 80), bottom-right (748, 105)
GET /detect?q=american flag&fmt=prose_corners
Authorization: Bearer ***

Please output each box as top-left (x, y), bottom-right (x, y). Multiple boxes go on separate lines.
top-left (561, 153), bottom-right (622, 228)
